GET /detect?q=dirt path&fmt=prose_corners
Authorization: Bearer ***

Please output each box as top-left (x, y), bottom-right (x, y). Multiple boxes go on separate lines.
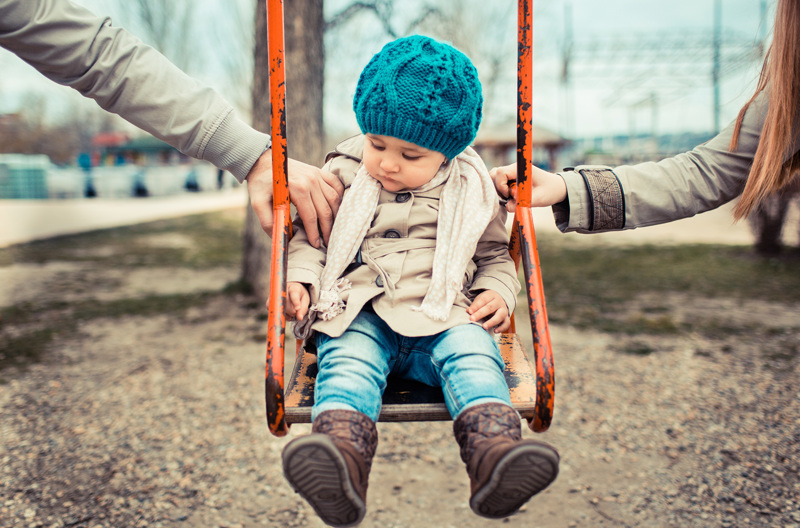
top-left (1, 204), bottom-right (799, 527)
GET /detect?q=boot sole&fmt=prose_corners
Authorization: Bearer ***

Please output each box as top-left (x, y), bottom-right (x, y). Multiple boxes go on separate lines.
top-left (470, 441), bottom-right (560, 519)
top-left (282, 434), bottom-right (366, 527)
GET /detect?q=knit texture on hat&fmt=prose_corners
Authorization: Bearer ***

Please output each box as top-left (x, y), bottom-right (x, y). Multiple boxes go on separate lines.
top-left (353, 35), bottom-right (483, 160)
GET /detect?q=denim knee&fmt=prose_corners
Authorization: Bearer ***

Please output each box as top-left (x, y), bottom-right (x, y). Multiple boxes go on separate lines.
top-left (428, 324), bottom-right (511, 417)
top-left (311, 311), bottom-right (396, 422)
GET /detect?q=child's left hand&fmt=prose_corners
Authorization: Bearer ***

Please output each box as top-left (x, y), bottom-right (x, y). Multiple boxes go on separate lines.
top-left (467, 290), bottom-right (511, 333)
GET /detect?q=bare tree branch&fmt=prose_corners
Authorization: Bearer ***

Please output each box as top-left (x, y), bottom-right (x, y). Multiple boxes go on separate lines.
top-left (121, 0), bottom-right (197, 73)
top-left (325, 2), bottom-right (375, 31)
top-left (402, 6), bottom-right (443, 35)
top-left (325, 0), bottom-right (443, 39)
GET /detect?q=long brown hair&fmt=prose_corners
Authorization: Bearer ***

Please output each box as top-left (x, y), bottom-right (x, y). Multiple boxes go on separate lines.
top-left (730, 0), bottom-right (800, 219)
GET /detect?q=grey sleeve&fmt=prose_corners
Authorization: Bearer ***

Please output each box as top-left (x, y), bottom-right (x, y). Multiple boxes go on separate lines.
top-left (555, 91), bottom-right (780, 233)
top-left (0, 0), bottom-right (269, 182)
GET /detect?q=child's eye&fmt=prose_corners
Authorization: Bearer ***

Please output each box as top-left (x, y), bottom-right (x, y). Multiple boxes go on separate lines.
top-left (369, 141), bottom-right (385, 151)
top-left (402, 154), bottom-right (421, 161)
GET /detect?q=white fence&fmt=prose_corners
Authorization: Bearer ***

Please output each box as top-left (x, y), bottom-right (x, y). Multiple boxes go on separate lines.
top-left (42, 163), bottom-right (237, 199)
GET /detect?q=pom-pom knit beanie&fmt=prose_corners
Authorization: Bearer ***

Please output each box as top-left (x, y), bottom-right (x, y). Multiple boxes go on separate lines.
top-left (353, 35), bottom-right (483, 160)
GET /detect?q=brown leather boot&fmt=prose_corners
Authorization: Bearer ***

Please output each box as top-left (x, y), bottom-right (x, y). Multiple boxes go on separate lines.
top-left (453, 402), bottom-right (559, 519)
top-left (282, 410), bottom-right (378, 527)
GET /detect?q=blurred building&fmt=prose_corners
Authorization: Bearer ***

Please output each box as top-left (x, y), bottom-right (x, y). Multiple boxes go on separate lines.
top-left (90, 133), bottom-right (187, 167)
top-left (473, 124), bottom-right (569, 172)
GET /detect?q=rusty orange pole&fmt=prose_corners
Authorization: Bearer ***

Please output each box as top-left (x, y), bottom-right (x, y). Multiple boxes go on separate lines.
top-left (517, 0), bottom-right (554, 432)
top-left (265, 0), bottom-right (291, 437)
top-left (516, 0), bottom-right (532, 208)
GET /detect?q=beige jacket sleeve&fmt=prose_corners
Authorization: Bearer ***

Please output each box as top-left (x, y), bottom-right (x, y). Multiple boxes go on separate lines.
top-left (0, 0), bottom-right (268, 182)
top-left (554, 91), bottom-right (792, 233)
top-left (468, 206), bottom-right (519, 315)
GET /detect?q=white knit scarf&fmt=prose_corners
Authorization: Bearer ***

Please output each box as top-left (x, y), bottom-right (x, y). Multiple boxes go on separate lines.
top-left (298, 146), bottom-right (497, 336)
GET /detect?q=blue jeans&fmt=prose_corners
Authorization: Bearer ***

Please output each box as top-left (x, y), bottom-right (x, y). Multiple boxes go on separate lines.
top-left (312, 309), bottom-right (511, 422)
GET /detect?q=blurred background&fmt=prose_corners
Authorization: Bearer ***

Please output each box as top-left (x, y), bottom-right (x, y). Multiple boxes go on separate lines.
top-left (0, 0), bottom-right (770, 167)
top-left (2, 0), bottom-right (794, 253)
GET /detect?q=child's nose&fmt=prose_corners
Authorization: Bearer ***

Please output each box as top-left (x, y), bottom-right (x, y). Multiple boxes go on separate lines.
top-left (379, 154), bottom-right (400, 172)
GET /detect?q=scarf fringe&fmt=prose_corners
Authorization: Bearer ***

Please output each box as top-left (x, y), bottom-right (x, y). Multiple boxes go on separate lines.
top-left (310, 277), bottom-right (352, 321)
top-left (412, 280), bottom-right (463, 322)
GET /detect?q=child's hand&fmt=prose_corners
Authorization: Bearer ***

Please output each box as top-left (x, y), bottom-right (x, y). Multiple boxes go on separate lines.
top-left (286, 282), bottom-right (310, 320)
top-left (490, 163), bottom-right (518, 213)
top-left (467, 290), bottom-right (511, 333)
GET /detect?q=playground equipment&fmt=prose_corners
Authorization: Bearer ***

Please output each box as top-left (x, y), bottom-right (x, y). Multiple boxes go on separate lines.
top-left (264, 0), bottom-right (553, 437)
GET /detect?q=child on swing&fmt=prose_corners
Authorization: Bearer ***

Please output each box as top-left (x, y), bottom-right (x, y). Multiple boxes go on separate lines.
top-left (282, 35), bottom-right (559, 527)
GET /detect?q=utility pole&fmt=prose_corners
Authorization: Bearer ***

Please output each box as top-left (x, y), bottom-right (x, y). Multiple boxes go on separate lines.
top-left (759, 0), bottom-right (768, 58)
top-left (561, 3), bottom-right (574, 139)
top-left (712, 0), bottom-right (722, 134)
top-left (559, 3), bottom-right (763, 139)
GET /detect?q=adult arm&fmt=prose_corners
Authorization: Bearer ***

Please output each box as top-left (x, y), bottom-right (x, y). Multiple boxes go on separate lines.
top-left (0, 0), bottom-right (265, 181)
top-left (555, 92), bottom-right (771, 232)
top-left (1, 0), bottom-right (343, 243)
top-left (496, 91), bottom-right (799, 233)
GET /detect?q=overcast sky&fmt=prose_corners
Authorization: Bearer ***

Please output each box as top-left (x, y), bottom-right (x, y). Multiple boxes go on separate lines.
top-left (540, 0), bottom-right (771, 137)
top-left (0, 0), bottom-right (773, 140)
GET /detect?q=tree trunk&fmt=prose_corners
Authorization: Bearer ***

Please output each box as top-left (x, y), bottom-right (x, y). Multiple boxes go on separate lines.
top-left (749, 193), bottom-right (791, 255)
top-left (242, 0), bottom-right (325, 302)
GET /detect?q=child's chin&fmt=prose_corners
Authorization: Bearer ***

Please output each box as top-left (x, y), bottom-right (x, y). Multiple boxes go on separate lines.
top-left (381, 181), bottom-right (407, 193)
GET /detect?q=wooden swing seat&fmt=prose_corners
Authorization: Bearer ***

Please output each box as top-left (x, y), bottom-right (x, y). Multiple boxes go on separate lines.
top-left (284, 332), bottom-right (539, 423)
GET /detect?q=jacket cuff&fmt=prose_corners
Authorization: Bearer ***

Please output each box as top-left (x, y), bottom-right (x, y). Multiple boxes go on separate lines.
top-left (554, 170), bottom-right (588, 231)
top-left (287, 265), bottom-right (323, 286)
top-left (556, 167), bottom-right (625, 232)
top-left (576, 166), bottom-right (625, 230)
top-left (287, 265), bottom-right (323, 301)
top-left (199, 108), bottom-right (271, 183)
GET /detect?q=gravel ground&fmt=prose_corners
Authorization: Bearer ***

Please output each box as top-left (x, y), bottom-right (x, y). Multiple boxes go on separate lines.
top-left (1, 254), bottom-right (799, 527)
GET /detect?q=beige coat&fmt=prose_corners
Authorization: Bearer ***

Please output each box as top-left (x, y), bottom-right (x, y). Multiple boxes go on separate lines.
top-left (287, 135), bottom-right (520, 339)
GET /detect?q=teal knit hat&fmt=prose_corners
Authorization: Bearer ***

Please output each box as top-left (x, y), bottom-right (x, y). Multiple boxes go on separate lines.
top-left (353, 35), bottom-right (483, 160)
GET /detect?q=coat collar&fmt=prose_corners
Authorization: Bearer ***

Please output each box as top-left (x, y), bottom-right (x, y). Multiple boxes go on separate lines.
top-left (326, 134), bottom-right (364, 164)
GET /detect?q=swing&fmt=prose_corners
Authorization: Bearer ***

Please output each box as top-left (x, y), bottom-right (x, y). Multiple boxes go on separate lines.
top-left (263, 0), bottom-right (553, 437)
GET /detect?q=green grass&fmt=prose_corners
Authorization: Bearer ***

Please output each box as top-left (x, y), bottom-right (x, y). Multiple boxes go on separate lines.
top-left (538, 239), bottom-right (800, 304)
top-left (0, 211), bottom-right (244, 269)
top-left (529, 236), bottom-right (800, 336)
top-left (0, 292), bottom-right (223, 378)
top-left (2, 212), bottom-right (800, 378)
top-left (0, 211), bottom-right (247, 380)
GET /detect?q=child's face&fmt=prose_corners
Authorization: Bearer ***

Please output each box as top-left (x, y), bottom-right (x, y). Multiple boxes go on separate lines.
top-left (363, 134), bottom-right (446, 192)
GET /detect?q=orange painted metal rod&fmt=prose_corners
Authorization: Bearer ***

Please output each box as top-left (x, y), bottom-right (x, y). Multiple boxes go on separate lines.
top-left (517, 0), bottom-right (554, 432)
top-left (516, 0), bottom-right (533, 208)
top-left (265, 0), bottom-right (291, 437)
top-left (515, 206), bottom-right (554, 432)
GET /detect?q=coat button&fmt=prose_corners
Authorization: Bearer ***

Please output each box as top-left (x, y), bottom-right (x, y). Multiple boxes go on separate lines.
top-left (375, 276), bottom-right (384, 287)
top-left (395, 192), bottom-right (411, 203)
top-left (384, 229), bottom-right (401, 238)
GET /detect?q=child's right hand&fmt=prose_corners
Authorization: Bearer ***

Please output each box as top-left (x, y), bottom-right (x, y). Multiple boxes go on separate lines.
top-left (286, 282), bottom-right (310, 320)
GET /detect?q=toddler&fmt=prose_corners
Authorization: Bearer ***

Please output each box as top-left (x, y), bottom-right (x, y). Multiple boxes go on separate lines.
top-left (282, 35), bottom-right (559, 527)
